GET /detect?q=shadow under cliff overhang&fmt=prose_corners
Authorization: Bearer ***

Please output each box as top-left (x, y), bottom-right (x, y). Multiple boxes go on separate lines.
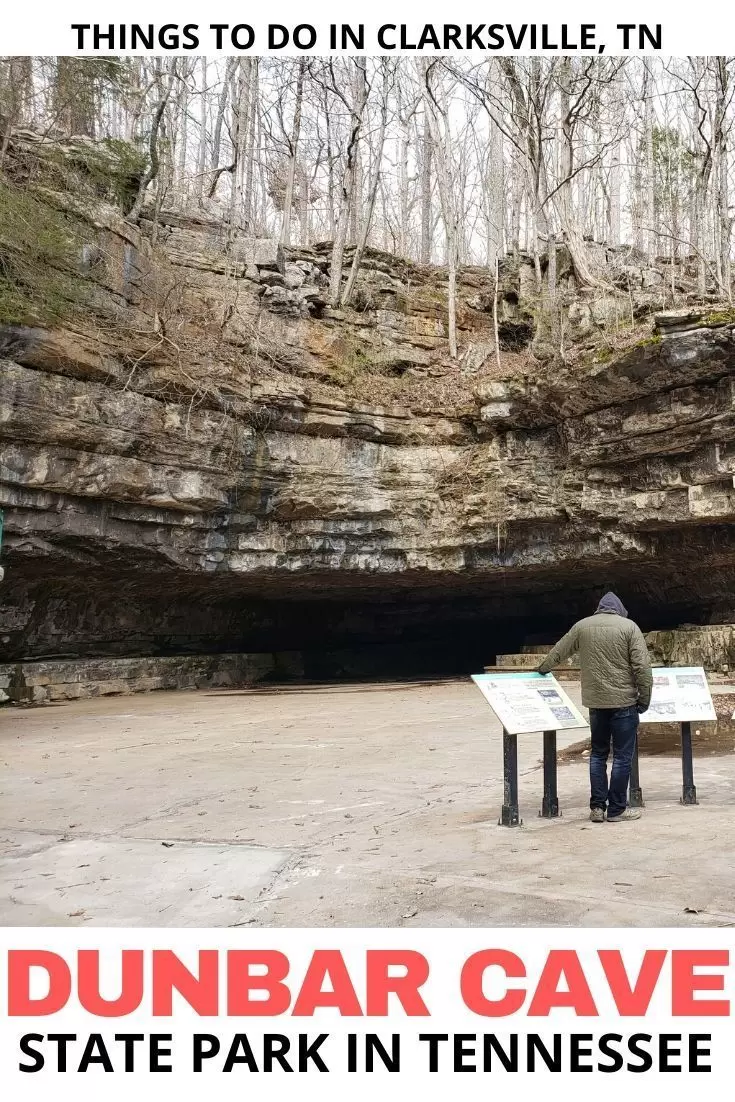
top-left (2, 522), bottom-right (735, 673)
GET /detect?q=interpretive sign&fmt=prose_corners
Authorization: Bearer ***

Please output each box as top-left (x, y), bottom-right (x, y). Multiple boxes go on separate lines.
top-left (471, 671), bottom-right (587, 735)
top-left (638, 667), bottom-right (716, 724)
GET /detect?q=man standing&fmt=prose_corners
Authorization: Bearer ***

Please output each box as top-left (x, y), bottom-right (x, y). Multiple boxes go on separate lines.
top-left (537, 592), bottom-right (652, 823)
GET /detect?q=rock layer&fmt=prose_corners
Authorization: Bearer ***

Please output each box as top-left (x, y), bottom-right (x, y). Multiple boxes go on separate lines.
top-left (3, 136), bottom-right (735, 675)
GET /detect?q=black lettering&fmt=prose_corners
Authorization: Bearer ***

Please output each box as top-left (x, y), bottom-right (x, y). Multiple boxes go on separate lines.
top-left (132, 24), bottom-right (154, 49)
top-left (483, 1033), bottom-right (518, 1071)
top-left (365, 1034), bottom-right (398, 1072)
top-left (151, 1034), bottom-right (172, 1073)
top-left (617, 24), bottom-right (635, 48)
top-left (70, 24), bottom-right (90, 48)
top-left (47, 1035), bottom-right (76, 1073)
top-left (444, 25), bottom-right (462, 49)
top-left (341, 24), bottom-right (363, 49)
top-left (466, 24), bottom-right (487, 49)
top-left (598, 1034), bottom-right (624, 1072)
top-left (418, 25), bottom-right (441, 50)
top-left (193, 1034), bottom-right (220, 1072)
top-left (570, 1034), bottom-right (594, 1072)
top-left (114, 1035), bottom-right (145, 1073)
top-left (182, 25), bottom-right (199, 49)
top-left (689, 1035), bottom-right (711, 1072)
top-left (400, 26), bottom-right (417, 50)
top-left (527, 1033), bottom-right (561, 1072)
top-left (640, 24), bottom-right (662, 48)
top-left (269, 24), bottom-right (289, 49)
top-left (210, 24), bottom-right (228, 49)
top-left (627, 1033), bottom-right (653, 1072)
top-left (158, 25), bottom-right (180, 49)
top-left (659, 1034), bottom-right (682, 1072)
top-left (231, 24), bottom-right (254, 49)
top-left (378, 24), bottom-right (396, 49)
top-left (264, 1035), bottom-right (292, 1072)
top-left (487, 24), bottom-right (505, 49)
top-left (300, 1033), bottom-right (329, 1072)
top-left (418, 1034), bottom-right (448, 1072)
top-left (223, 1035), bottom-right (258, 1072)
top-left (79, 1034), bottom-right (113, 1073)
top-left (19, 1034), bottom-right (44, 1073)
top-left (293, 24), bottom-right (317, 49)
top-left (581, 24), bottom-right (596, 48)
top-left (506, 24), bottom-right (528, 49)
top-left (454, 1033), bottom-right (475, 1071)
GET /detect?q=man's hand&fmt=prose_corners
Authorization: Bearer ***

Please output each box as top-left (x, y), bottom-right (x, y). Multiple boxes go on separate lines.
top-left (636, 702), bottom-right (649, 714)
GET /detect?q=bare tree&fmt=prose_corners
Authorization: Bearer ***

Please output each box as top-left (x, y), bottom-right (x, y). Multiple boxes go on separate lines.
top-left (342, 61), bottom-right (392, 305)
top-left (419, 59), bottom-right (460, 358)
top-left (126, 59), bottom-right (177, 225)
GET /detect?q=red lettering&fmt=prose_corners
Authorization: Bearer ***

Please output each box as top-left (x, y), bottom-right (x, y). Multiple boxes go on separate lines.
top-left (672, 950), bottom-right (729, 1016)
top-left (365, 950), bottom-right (430, 1016)
top-left (227, 950), bottom-right (291, 1016)
top-left (293, 950), bottom-right (363, 1016)
top-left (460, 949), bottom-right (526, 1017)
top-left (152, 950), bottom-right (218, 1015)
top-left (528, 950), bottom-right (598, 1016)
top-left (7, 950), bottom-right (71, 1015)
top-left (78, 949), bottom-right (143, 1016)
top-left (598, 949), bottom-right (667, 1015)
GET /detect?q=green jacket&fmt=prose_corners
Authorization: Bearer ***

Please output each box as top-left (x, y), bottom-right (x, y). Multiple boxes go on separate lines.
top-left (537, 611), bottom-right (653, 709)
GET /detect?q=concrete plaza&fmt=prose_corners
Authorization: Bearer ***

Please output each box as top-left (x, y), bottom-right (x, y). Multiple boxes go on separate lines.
top-left (1, 679), bottom-right (734, 926)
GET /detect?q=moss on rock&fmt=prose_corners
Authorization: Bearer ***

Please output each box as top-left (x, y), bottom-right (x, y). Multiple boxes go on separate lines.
top-left (0, 177), bottom-right (87, 325)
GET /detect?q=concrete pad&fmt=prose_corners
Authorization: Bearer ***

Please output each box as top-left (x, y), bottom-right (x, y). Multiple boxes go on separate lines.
top-left (1, 679), bottom-right (735, 926)
top-left (0, 835), bottom-right (290, 926)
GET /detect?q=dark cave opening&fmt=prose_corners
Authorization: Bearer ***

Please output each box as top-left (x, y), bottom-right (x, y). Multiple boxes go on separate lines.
top-left (1, 551), bottom-right (729, 680)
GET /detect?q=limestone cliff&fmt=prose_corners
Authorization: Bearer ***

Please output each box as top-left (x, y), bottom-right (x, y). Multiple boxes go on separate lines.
top-left (2, 131), bottom-right (735, 677)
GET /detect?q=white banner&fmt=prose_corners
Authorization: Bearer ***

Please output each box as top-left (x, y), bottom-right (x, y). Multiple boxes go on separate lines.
top-left (0, 927), bottom-right (732, 1099)
top-left (1, 0), bottom-right (733, 57)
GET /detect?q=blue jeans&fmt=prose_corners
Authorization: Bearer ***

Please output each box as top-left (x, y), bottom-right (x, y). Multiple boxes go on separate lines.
top-left (588, 705), bottom-right (639, 818)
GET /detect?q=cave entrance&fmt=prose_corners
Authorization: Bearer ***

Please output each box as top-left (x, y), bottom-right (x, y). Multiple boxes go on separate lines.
top-left (1, 556), bottom-right (722, 681)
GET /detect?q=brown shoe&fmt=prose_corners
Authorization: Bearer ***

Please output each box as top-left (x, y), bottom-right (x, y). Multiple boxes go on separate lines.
top-left (589, 808), bottom-right (605, 823)
top-left (607, 808), bottom-right (642, 823)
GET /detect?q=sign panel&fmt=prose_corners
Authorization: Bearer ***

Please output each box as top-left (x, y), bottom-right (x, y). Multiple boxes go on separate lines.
top-left (638, 666), bottom-right (716, 724)
top-left (471, 671), bottom-right (587, 734)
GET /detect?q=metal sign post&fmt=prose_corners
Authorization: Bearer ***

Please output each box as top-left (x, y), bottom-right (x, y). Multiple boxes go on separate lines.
top-left (499, 728), bottom-right (521, 827)
top-left (472, 672), bottom-right (586, 827)
top-left (628, 737), bottom-right (644, 808)
top-left (680, 720), bottom-right (698, 805)
top-left (540, 729), bottom-right (560, 818)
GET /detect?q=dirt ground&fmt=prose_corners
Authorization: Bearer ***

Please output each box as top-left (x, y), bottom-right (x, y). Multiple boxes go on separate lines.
top-left (2, 678), bottom-right (735, 927)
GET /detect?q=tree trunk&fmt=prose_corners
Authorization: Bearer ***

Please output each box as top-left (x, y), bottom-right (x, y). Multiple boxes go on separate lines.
top-left (195, 58), bottom-right (208, 201)
top-left (419, 60), bottom-right (459, 358)
top-left (328, 60), bottom-right (368, 306)
top-left (609, 140), bottom-right (621, 246)
top-left (342, 63), bottom-right (390, 306)
top-left (208, 58), bottom-right (236, 197)
top-left (228, 59), bottom-right (249, 235)
top-left (243, 60), bottom-right (259, 231)
top-left (175, 59), bottom-right (190, 200)
top-left (419, 108), bottom-right (432, 264)
top-left (486, 95), bottom-right (504, 267)
top-left (126, 61), bottom-right (177, 225)
top-left (280, 60), bottom-right (305, 247)
top-left (555, 58), bottom-right (609, 290)
top-left (644, 66), bottom-right (657, 261)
